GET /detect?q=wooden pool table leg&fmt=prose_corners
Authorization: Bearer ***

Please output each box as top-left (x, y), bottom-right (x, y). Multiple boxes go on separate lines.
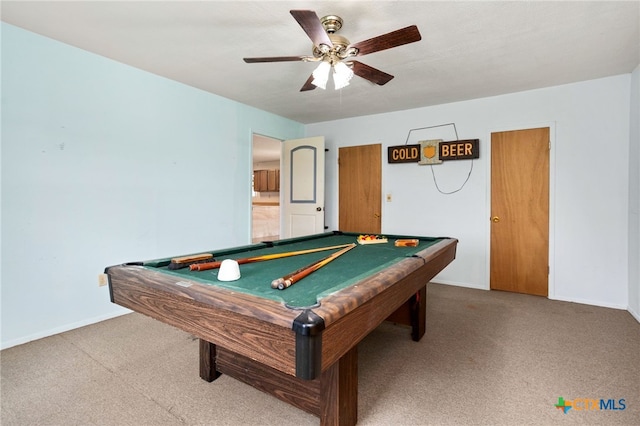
top-left (199, 338), bottom-right (358, 425)
top-left (410, 285), bottom-right (427, 342)
top-left (199, 339), bottom-right (221, 382)
top-left (319, 345), bottom-right (358, 426)
top-left (384, 283), bottom-right (427, 342)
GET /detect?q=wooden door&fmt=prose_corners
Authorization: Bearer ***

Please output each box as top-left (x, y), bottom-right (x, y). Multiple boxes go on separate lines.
top-left (338, 144), bottom-right (382, 234)
top-left (490, 128), bottom-right (549, 296)
top-left (281, 137), bottom-right (325, 238)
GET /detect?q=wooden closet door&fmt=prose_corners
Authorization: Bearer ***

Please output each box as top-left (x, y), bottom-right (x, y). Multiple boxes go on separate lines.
top-left (338, 144), bottom-right (382, 234)
top-left (491, 128), bottom-right (549, 296)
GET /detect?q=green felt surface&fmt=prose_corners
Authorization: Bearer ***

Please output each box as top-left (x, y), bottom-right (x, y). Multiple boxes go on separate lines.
top-left (146, 232), bottom-right (442, 309)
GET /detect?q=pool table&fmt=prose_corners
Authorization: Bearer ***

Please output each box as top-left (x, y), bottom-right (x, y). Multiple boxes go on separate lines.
top-left (106, 231), bottom-right (457, 425)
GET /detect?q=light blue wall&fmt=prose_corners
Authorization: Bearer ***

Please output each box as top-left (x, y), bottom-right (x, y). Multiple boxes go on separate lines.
top-left (307, 74), bottom-right (634, 312)
top-left (0, 23), bottom-right (304, 348)
top-left (629, 65), bottom-right (640, 321)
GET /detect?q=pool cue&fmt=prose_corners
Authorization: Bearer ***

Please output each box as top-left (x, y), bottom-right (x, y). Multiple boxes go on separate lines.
top-left (269, 243), bottom-right (355, 289)
top-left (271, 243), bottom-right (356, 290)
top-left (268, 252), bottom-right (341, 289)
top-left (190, 243), bottom-right (353, 271)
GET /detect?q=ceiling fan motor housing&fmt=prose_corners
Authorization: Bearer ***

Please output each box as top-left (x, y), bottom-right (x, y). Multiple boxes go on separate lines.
top-left (311, 15), bottom-right (356, 61)
top-left (313, 34), bottom-right (353, 59)
top-left (320, 15), bottom-right (343, 33)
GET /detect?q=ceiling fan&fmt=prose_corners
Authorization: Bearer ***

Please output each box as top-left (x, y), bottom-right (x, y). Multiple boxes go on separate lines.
top-left (243, 10), bottom-right (422, 92)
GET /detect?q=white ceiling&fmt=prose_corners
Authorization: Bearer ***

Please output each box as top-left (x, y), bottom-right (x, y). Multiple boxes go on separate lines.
top-left (2, 1), bottom-right (639, 124)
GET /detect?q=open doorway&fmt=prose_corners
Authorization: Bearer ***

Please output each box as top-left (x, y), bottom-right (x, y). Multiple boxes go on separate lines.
top-left (252, 134), bottom-right (282, 242)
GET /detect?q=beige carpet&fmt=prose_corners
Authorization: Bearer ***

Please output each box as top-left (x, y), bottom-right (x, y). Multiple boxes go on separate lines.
top-left (2, 283), bottom-right (638, 425)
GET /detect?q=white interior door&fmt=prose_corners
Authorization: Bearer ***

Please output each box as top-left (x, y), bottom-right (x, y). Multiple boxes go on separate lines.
top-left (281, 136), bottom-right (325, 238)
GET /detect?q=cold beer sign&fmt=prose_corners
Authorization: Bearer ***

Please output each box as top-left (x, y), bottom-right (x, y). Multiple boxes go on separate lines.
top-left (388, 139), bottom-right (479, 165)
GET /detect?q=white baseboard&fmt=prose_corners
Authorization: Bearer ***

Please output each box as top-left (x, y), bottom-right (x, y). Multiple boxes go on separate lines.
top-left (1, 309), bottom-right (131, 351)
top-left (430, 280), bottom-right (488, 290)
top-left (550, 294), bottom-right (628, 311)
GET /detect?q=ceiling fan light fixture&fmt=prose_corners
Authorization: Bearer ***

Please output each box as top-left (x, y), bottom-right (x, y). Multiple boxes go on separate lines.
top-left (311, 61), bottom-right (331, 89)
top-left (244, 11), bottom-right (420, 91)
top-left (333, 61), bottom-right (353, 90)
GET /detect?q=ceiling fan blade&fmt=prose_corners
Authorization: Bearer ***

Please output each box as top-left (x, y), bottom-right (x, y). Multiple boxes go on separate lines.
top-left (351, 61), bottom-right (394, 86)
top-left (300, 74), bottom-right (317, 92)
top-left (349, 25), bottom-right (421, 56)
top-left (243, 56), bottom-right (306, 63)
top-left (290, 10), bottom-right (333, 48)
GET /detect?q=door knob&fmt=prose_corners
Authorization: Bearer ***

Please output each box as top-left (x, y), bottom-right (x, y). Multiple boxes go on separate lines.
top-left (316, 207), bottom-right (322, 212)
top-left (374, 213), bottom-right (380, 218)
top-left (491, 216), bottom-right (500, 223)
